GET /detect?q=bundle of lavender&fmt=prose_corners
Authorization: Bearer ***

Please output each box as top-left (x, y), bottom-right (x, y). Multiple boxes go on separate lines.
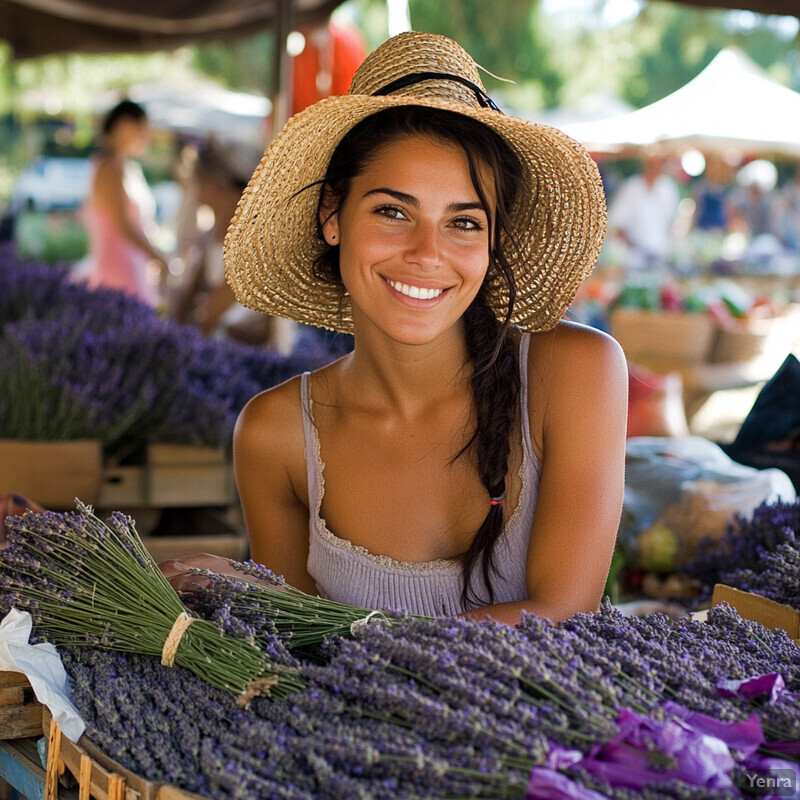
top-left (683, 500), bottom-right (800, 609)
top-left (0, 504), bottom-right (303, 699)
top-left (180, 560), bottom-right (427, 650)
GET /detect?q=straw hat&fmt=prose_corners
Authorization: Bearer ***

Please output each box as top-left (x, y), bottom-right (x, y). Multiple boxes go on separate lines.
top-left (225, 30), bottom-right (607, 333)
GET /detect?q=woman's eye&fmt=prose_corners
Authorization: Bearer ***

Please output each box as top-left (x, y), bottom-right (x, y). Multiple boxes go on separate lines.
top-left (451, 216), bottom-right (484, 231)
top-left (375, 205), bottom-right (407, 220)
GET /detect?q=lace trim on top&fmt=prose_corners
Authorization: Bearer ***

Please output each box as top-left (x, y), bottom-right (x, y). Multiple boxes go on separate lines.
top-left (305, 334), bottom-right (534, 572)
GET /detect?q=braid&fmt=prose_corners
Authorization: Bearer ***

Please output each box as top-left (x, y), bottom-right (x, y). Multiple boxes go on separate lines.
top-left (459, 292), bottom-right (520, 609)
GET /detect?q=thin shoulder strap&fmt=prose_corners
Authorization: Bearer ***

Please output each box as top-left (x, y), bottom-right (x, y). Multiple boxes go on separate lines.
top-left (299, 372), bottom-right (324, 513)
top-left (518, 333), bottom-right (535, 460)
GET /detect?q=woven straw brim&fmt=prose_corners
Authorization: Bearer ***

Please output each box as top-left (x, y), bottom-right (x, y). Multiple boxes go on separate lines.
top-left (224, 93), bottom-right (607, 334)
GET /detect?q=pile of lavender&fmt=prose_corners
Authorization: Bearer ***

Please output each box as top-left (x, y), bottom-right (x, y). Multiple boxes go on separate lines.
top-left (0, 504), bottom-right (301, 699)
top-left (682, 500), bottom-right (800, 610)
top-left (60, 601), bottom-right (800, 799)
top-left (0, 247), bottom-right (344, 460)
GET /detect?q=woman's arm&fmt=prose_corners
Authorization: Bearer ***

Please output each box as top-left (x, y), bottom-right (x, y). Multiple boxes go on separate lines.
top-left (466, 323), bottom-right (628, 626)
top-left (232, 379), bottom-right (319, 594)
top-left (159, 379), bottom-right (315, 594)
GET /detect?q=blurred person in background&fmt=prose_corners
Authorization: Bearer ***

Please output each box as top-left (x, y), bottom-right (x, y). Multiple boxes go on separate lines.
top-left (728, 158), bottom-right (778, 239)
top-left (82, 99), bottom-right (167, 307)
top-left (607, 150), bottom-right (680, 275)
top-left (772, 166), bottom-right (800, 252)
top-left (691, 153), bottom-right (735, 234)
top-left (173, 137), bottom-right (288, 347)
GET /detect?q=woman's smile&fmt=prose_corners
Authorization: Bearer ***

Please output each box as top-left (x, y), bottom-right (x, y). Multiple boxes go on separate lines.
top-left (385, 278), bottom-right (449, 302)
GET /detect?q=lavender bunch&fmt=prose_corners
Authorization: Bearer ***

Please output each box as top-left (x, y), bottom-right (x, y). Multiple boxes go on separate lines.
top-left (556, 600), bottom-right (800, 742)
top-left (0, 251), bottom-right (342, 458)
top-left (180, 560), bottom-right (426, 650)
top-left (0, 505), bottom-right (302, 699)
top-left (682, 500), bottom-right (800, 604)
top-left (709, 536), bottom-right (800, 610)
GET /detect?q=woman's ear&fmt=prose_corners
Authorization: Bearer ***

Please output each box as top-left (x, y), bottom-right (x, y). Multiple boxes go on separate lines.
top-left (319, 185), bottom-right (340, 247)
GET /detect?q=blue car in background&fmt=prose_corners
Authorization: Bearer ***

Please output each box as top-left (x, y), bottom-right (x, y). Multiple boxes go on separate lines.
top-left (9, 156), bottom-right (92, 213)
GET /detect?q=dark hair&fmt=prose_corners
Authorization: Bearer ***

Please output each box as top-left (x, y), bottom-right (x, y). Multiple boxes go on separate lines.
top-left (102, 99), bottom-right (147, 135)
top-left (315, 106), bottom-right (522, 609)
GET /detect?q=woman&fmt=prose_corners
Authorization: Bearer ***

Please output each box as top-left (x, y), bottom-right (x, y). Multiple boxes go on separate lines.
top-left (164, 32), bottom-right (627, 625)
top-left (84, 99), bottom-right (166, 307)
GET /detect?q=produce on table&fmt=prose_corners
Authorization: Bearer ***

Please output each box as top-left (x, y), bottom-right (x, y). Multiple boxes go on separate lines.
top-left (683, 499), bottom-right (800, 610)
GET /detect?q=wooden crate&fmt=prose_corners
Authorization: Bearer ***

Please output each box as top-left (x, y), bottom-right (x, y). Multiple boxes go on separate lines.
top-left (0, 671), bottom-right (43, 740)
top-left (145, 445), bottom-right (235, 508)
top-left (140, 508), bottom-right (248, 562)
top-left (0, 440), bottom-right (102, 509)
top-left (96, 466), bottom-right (147, 509)
top-left (42, 708), bottom-right (202, 800)
top-left (712, 584), bottom-right (800, 644)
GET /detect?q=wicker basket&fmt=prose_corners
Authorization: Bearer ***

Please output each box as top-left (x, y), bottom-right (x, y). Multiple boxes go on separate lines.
top-left (610, 309), bottom-right (717, 365)
top-left (711, 317), bottom-right (779, 364)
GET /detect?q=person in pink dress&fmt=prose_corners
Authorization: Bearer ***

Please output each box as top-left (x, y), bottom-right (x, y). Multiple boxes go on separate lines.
top-left (84, 100), bottom-right (166, 307)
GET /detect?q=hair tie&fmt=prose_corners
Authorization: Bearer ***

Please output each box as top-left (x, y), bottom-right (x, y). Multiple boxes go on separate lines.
top-left (489, 494), bottom-right (505, 506)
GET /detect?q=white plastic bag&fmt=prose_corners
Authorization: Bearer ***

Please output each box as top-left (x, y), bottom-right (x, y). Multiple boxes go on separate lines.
top-left (619, 436), bottom-right (796, 572)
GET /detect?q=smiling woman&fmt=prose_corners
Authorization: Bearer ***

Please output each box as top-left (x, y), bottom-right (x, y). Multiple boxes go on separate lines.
top-left (160, 30), bottom-right (628, 626)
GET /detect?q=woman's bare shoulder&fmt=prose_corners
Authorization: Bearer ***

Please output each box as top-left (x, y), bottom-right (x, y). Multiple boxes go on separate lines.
top-left (527, 319), bottom-right (626, 375)
top-left (236, 373), bottom-right (306, 450)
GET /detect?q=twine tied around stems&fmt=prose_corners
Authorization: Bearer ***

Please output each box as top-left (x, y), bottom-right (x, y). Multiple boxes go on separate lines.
top-left (350, 610), bottom-right (388, 636)
top-left (162, 611), bottom-right (197, 666)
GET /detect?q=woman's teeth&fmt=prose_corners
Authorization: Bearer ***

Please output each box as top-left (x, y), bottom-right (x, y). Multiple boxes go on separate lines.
top-left (387, 280), bottom-right (443, 300)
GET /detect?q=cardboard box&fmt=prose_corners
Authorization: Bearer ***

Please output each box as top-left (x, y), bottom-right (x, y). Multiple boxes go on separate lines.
top-left (711, 584), bottom-right (800, 644)
top-left (145, 444), bottom-right (235, 508)
top-left (0, 439), bottom-right (102, 509)
top-left (0, 671), bottom-right (43, 740)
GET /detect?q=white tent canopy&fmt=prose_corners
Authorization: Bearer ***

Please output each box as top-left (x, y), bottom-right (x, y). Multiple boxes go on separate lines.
top-left (562, 48), bottom-right (800, 158)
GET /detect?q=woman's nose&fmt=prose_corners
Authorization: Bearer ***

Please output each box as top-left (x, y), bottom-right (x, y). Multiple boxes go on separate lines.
top-left (405, 220), bottom-right (440, 269)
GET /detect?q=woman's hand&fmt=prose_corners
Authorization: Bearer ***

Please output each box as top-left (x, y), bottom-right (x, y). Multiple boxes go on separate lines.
top-left (158, 552), bottom-right (235, 593)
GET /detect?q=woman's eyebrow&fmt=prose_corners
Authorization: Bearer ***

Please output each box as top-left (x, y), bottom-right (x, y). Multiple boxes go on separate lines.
top-left (364, 187), bottom-right (418, 205)
top-left (364, 188), bottom-right (485, 213)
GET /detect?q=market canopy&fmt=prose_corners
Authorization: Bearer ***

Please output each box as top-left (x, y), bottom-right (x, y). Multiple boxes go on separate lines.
top-left (1, 0), bottom-right (798, 60)
top-left (562, 47), bottom-right (800, 158)
top-left (0, 0), bottom-right (345, 59)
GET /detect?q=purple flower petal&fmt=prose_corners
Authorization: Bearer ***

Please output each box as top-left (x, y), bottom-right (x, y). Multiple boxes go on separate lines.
top-left (526, 767), bottom-right (609, 800)
top-left (585, 708), bottom-right (735, 789)
top-left (663, 701), bottom-right (764, 758)
top-left (545, 742), bottom-right (584, 771)
top-left (717, 673), bottom-right (786, 704)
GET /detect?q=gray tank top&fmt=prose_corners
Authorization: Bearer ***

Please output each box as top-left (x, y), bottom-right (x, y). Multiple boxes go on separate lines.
top-left (301, 333), bottom-right (540, 617)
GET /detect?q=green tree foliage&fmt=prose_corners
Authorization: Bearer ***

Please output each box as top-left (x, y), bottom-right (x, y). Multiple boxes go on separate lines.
top-left (407, 0), bottom-right (563, 106)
